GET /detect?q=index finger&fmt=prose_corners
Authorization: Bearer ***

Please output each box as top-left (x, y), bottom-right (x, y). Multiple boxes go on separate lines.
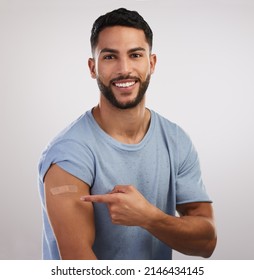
top-left (80, 194), bottom-right (114, 204)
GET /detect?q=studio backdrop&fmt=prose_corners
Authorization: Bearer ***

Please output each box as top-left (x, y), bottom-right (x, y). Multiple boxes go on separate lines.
top-left (0, 0), bottom-right (253, 259)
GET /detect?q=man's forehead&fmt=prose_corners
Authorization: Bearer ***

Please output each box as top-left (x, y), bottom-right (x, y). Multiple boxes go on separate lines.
top-left (96, 26), bottom-right (149, 50)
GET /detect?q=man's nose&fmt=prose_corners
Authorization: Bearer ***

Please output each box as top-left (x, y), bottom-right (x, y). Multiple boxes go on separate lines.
top-left (116, 57), bottom-right (132, 76)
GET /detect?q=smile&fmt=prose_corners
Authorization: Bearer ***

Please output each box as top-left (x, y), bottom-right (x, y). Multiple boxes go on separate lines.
top-left (114, 81), bottom-right (136, 88)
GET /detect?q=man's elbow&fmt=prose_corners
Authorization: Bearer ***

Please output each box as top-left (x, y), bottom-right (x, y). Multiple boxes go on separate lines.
top-left (201, 235), bottom-right (217, 258)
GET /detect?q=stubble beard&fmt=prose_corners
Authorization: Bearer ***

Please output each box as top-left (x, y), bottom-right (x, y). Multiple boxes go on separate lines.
top-left (96, 75), bottom-right (151, 110)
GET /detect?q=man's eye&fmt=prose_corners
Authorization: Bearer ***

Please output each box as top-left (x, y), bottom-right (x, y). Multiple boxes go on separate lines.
top-left (104, 55), bottom-right (115, 60)
top-left (131, 53), bottom-right (142, 58)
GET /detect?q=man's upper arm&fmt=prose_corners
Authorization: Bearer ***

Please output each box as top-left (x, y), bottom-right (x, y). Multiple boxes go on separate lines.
top-left (44, 164), bottom-right (96, 260)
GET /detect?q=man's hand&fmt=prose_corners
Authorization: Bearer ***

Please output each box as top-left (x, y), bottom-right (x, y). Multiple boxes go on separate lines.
top-left (81, 185), bottom-right (156, 227)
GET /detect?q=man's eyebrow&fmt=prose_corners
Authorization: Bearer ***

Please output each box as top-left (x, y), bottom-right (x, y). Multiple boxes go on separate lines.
top-left (100, 48), bottom-right (119, 54)
top-left (128, 47), bottom-right (146, 53)
top-left (100, 47), bottom-right (146, 54)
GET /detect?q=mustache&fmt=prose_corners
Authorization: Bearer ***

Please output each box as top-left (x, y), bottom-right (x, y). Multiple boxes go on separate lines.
top-left (110, 75), bottom-right (141, 84)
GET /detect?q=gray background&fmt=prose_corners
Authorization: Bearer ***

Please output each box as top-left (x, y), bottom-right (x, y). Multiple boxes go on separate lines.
top-left (1, 0), bottom-right (253, 259)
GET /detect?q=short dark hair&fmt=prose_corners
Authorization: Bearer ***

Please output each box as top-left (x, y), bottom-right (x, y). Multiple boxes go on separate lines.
top-left (90, 8), bottom-right (153, 54)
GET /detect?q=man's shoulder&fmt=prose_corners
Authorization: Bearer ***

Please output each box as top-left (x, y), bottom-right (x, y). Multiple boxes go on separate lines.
top-left (151, 110), bottom-right (192, 145)
top-left (50, 110), bottom-right (93, 144)
top-left (152, 110), bottom-right (180, 133)
top-left (38, 110), bottom-right (95, 185)
top-left (39, 110), bottom-right (95, 162)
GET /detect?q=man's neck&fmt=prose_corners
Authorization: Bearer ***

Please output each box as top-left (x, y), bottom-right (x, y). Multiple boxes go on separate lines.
top-left (92, 99), bottom-right (151, 144)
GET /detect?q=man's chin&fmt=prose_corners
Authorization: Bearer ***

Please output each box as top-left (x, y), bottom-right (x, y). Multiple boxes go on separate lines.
top-left (118, 97), bottom-right (146, 109)
top-left (108, 91), bottom-right (141, 109)
top-left (111, 101), bottom-right (139, 110)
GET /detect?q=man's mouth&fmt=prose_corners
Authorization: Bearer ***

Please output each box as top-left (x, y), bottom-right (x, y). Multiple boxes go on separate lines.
top-left (113, 81), bottom-right (137, 88)
top-left (111, 77), bottom-right (139, 89)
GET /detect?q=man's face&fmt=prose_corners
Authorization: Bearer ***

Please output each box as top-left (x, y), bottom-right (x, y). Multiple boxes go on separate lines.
top-left (89, 26), bottom-right (156, 109)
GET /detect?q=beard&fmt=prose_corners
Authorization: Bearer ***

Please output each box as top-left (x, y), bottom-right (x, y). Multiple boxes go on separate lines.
top-left (96, 75), bottom-right (151, 110)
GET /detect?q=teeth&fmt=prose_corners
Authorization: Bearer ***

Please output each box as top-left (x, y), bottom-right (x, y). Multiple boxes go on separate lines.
top-left (114, 81), bottom-right (135, 88)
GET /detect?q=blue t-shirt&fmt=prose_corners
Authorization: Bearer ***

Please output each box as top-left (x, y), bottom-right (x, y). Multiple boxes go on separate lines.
top-left (38, 109), bottom-right (211, 260)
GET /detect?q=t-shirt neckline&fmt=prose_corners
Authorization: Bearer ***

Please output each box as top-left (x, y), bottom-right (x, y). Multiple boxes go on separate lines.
top-left (87, 108), bottom-right (155, 151)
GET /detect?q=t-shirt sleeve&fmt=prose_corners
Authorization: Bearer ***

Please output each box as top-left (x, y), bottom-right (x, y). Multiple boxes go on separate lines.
top-left (175, 127), bottom-right (211, 204)
top-left (38, 139), bottom-right (94, 187)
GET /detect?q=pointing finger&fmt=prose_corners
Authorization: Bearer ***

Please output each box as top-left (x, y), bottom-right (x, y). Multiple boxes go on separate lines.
top-left (80, 194), bottom-right (115, 204)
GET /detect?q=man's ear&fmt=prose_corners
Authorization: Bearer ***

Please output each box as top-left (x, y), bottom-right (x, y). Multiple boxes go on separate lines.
top-left (150, 53), bottom-right (157, 74)
top-left (88, 58), bottom-right (96, 79)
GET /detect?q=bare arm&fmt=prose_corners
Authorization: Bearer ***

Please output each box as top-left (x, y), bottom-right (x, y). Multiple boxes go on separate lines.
top-left (81, 185), bottom-right (217, 258)
top-left (143, 201), bottom-right (217, 258)
top-left (44, 164), bottom-right (97, 260)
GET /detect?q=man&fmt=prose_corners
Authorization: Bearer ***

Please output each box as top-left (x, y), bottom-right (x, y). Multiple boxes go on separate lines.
top-left (38, 8), bottom-right (217, 260)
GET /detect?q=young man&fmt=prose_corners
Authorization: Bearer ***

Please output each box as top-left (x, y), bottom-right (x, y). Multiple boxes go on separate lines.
top-left (38, 8), bottom-right (217, 260)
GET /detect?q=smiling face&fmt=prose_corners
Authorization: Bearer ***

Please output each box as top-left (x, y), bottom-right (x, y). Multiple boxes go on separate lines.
top-left (88, 26), bottom-right (156, 109)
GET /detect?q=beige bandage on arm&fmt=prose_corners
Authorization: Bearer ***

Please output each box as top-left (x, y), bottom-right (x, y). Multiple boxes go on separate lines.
top-left (50, 185), bottom-right (78, 195)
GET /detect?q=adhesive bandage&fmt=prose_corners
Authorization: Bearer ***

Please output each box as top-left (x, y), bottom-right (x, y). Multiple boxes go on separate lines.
top-left (50, 185), bottom-right (78, 195)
